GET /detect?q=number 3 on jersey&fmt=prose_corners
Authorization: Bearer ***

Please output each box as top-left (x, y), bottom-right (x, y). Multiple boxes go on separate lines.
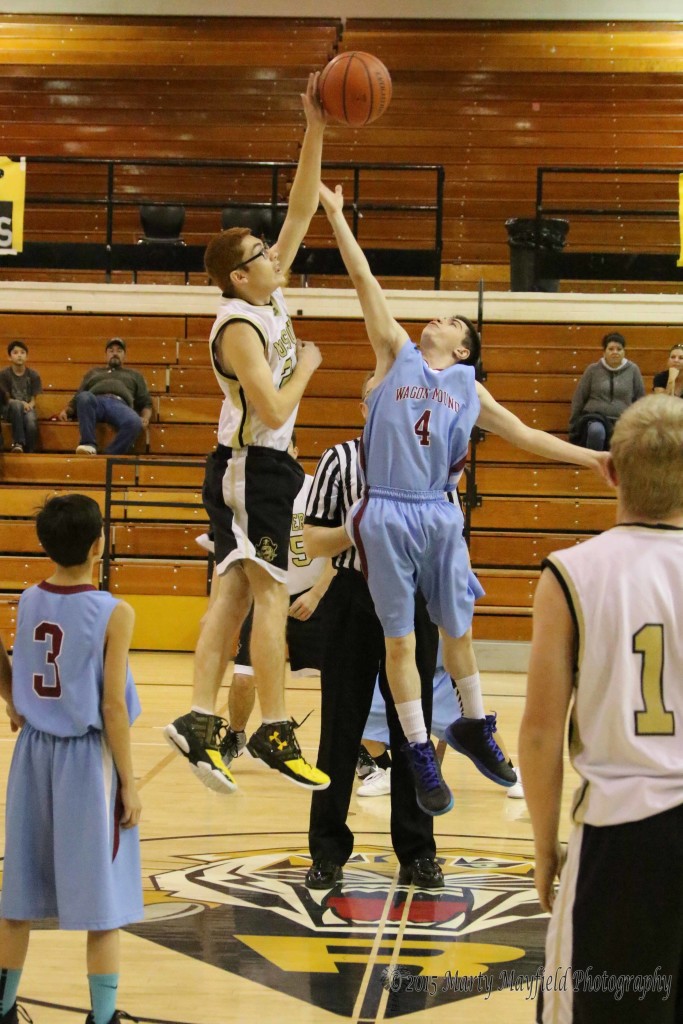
top-left (414, 410), bottom-right (431, 446)
top-left (33, 621), bottom-right (63, 698)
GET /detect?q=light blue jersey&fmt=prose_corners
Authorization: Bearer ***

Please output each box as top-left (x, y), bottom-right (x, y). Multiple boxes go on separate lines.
top-left (3, 581), bottom-right (143, 930)
top-left (361, 341), bottom-right (480, 492)
top-left (12, 582), bottom-right (140, 737)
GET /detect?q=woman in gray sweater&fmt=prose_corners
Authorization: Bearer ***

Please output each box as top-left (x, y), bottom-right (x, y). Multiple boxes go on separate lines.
top-left (568, 332), bottom-right (645, 449)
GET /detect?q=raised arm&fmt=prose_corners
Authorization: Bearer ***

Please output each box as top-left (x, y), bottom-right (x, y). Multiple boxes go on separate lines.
top-left (219, 323), bottom-right (321, 430)
top-left (476, 381), bottom-right (611, 481)
top-left (319, 182), bottom-right (406, 385)
top-left (272, 73), bottom-right (327, 273)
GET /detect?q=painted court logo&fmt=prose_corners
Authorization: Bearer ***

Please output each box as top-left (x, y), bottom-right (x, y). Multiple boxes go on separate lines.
top-left (135, 846), bottom-right (549, 1018)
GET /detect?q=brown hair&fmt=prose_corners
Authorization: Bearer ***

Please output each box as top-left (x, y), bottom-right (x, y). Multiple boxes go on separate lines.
top-left (204, 227), bottom-right (251, 296)
top-left (611, 395), bottom-right (683, 520)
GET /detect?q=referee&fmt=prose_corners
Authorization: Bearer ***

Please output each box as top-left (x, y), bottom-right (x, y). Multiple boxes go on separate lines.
top-left (303, 399), bottom-right (442, 890)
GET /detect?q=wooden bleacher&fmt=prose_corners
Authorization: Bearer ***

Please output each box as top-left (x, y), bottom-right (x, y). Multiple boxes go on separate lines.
top-left (1, 16), bottom-right (683, 289)
top-left (6, 304), bottom-right (667, 647)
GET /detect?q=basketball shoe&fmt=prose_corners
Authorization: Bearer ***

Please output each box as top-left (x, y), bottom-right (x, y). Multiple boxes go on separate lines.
top-left (357, 766), bottom-right (391, 797)
top-left (445, 713), bottom-right (517, 787)
top-left (402, 739), bottom-right (454, 815)
top-left (356, 744), bottom-right (379, 779)
top-left (247, 720), bottom-right (330, 790)
top-left (164, 711), bottom-right (237, 793)
top-left (219, 726), bottom-right (247, 768)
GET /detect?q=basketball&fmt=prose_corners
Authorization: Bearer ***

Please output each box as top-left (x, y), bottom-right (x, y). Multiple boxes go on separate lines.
top-left (318, 51), bottom-right (392, 126)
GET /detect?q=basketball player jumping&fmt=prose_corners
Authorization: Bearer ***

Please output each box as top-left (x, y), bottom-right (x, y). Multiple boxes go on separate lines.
top-left (318, 180), bottom-right (610, 816)
top-left (165, 74), bottom-right (330, 794)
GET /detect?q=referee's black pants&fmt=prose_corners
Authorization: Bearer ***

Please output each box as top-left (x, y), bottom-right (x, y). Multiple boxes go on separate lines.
top-left (309, 568), bottom-right (438, 867)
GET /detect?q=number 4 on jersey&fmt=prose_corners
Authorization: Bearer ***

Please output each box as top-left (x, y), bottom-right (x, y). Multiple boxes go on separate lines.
top-left (414, 410), bottom-right (431, 446)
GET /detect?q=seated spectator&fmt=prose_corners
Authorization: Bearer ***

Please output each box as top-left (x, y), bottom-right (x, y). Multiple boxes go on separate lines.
top-left (0, 340), bottom-right (42, 453)
top-left (652, 342), bottom-right (683, 397)
top-left (568, 331), bottom-right (644, 450)
top-left (57, 337), bottom-right (152, 455)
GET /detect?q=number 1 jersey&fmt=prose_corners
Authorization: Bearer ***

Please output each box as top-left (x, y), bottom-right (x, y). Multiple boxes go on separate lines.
top-left (12, 582), bottom-right (141, 737)
top-left (545, 524), bottom-right (683, 827)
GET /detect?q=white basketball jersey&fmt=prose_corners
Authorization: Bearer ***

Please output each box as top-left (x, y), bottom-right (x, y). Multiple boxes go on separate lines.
top-left (288, 475), bottom-right (326, 596)
top-left (546, 524), bottom-right (683, 827)
top-left (209, 287), bottom-right (298, 450)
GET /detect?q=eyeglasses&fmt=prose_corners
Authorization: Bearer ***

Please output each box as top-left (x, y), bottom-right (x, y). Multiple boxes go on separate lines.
top-left (232, 242), bottom-right (270, 272)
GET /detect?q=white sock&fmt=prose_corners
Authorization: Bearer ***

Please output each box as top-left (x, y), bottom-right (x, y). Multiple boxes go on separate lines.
top-left (396, 699), bottom-right (428, 745)
top-left (191, 704), bottom-right (214, 717)
top-left (261, 717), bottom-right (285, 725)
top-left (454, 673), bottom-right (485, 719)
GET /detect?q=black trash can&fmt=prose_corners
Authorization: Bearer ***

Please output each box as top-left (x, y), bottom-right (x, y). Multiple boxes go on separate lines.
top-left (505, 217), bottom-right (570, 292)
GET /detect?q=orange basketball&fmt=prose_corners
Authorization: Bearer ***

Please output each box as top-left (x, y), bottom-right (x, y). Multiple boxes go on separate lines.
top-left (318, 51), bottom-right (392, 126)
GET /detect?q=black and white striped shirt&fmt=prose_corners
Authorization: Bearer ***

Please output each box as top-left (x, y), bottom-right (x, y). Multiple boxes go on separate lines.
top-left (304, 437), bottom-right (364, 572)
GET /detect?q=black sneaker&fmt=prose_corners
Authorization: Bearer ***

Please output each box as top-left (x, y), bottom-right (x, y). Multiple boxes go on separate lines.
top-left (402, 739), bottom-right (454, 816)
top-left (305, 859), bottom-right (343, 890)
top-left (445, 714), bottom-right (517, 787)
top-left (85, 1013), bottom-right (139, 1024)
top-left (163, 711), bottom-right (237, 793)
top-left (219, 726), bottom-right (247, 768)
top-left (398, 857), bottom-right (444, 890)
top-left (356, 744), bottom-right (378, 779)
top-left (247, 720), bottom-right (330, 790)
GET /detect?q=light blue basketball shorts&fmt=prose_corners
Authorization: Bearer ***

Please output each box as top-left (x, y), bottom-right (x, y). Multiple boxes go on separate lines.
top-left (351, 488), bottom-right (484, 638)
top-left (1, 724), bottom-right (143, 930)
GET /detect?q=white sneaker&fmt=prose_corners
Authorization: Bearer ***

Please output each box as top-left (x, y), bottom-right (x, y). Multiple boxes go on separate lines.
top-left (76, 444), bottom-right (97, 455)
top-left (506, 766), bottom-right (525, 800)
top-left (357, 767), bottom-right (391, 797)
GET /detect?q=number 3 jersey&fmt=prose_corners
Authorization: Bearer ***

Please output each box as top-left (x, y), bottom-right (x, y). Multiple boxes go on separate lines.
top-left (545, 524), bottom-right (683, 828)
top-left (12, 582), bottom-right (141, 737)
top-left (361, 341), bottom-right (480, 492)
top-left (209, 287), bottom-right (298, 451)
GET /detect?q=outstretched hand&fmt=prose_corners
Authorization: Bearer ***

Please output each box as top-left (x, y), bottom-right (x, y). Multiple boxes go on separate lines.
top-left (592, 450), bottom-right (613, 485)
top-left (301, 71), bottom-right (327, 129)
top-left (319, 182), bottom-right (344, 218)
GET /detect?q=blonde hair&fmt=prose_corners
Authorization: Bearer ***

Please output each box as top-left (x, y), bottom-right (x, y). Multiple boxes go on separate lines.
top-left (611, 395), bottom-right (683, 519)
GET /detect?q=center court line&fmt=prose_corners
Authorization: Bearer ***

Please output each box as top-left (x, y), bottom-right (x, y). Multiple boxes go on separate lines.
top-left (372, 878), bottom-right (416, 1023)
top-left (350, 868), bottom-right (401, 1024)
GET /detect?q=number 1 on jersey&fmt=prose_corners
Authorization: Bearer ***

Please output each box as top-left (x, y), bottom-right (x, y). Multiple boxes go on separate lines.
top-left (633, 623), bottom-right (675, 735)
top-left (414, 410), bottom-right (431, 446)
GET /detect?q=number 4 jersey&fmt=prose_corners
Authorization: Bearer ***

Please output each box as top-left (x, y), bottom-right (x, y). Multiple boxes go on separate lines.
top-left (12, 582), bottom-right (141, 737)
top-left (361, 341), bottom-right (480, 492)
top-left (545, 524), bottom-right (683, 827)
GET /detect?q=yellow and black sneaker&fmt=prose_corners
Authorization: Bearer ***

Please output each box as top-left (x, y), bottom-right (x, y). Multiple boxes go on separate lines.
top-left (247, 719), bottom-right (330, 790)
top-left (164, 711), bottom-right (237, 794)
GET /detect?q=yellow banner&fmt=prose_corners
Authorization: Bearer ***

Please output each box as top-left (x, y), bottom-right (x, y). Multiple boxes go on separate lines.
top-left (0, 157), bottom-right (26, 253)
top-left (678, 173), bottom-right (683, 267)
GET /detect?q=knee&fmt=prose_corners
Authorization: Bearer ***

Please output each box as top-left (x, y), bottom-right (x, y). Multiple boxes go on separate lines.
top-left (585, 420), bottom-right (607, 450)
top-left (385, 633), bottom-right (415, 663)
top-left (75, 391), bottom-right (96, 412)
top-left (252, 580), bottom-right (288, 621)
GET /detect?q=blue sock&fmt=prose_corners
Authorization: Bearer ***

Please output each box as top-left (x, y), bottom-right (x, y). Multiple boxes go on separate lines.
top-left (0, 968), bottom-right (22, 1018)
top-left (88, 972), bottom-right (119, 1024)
